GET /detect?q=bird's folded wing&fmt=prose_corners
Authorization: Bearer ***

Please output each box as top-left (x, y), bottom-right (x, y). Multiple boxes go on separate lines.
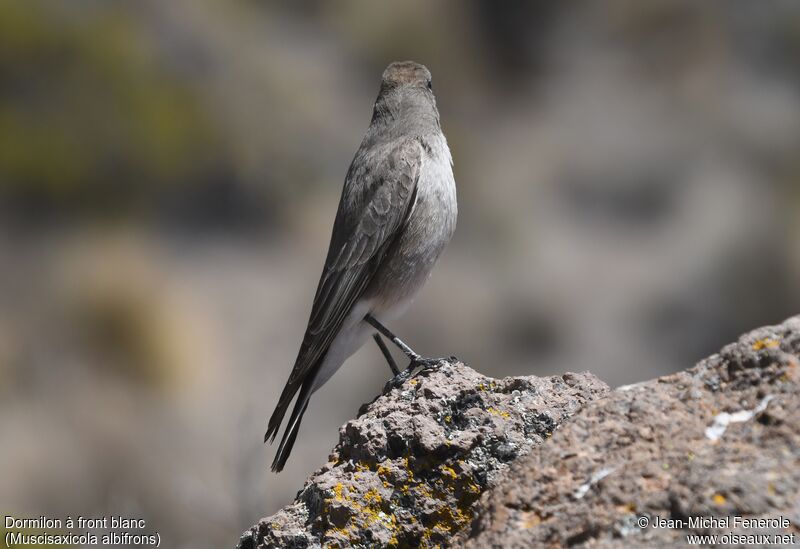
top-left (290, 137), bottom-right (422, 387)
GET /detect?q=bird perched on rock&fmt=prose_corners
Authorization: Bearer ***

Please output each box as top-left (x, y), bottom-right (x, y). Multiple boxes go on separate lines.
top-left (265, 61), bottom-right (457, 472)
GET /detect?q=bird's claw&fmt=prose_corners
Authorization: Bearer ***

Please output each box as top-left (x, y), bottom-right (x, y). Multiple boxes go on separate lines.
top-left (406, 354), bottom-right (457, 376)
top-left (385, 355), bottom-right (460, 390)
top-left (409, 356), bottom-right (448, 369)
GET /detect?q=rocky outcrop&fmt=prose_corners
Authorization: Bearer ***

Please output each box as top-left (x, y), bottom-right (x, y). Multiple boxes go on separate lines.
top-left (467, 316), bottom-right (800, 547)
top-left (238, 316), bottom-right (800, 548)
top-left (238, 366), bottom-right (609, 548)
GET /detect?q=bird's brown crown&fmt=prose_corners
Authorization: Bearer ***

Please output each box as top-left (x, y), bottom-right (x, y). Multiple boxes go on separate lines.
top-left (382, 61), bottom-right (432, 87)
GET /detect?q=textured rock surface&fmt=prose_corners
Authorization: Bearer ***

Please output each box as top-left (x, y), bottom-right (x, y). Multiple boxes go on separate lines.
top-left (238, 364), bottom-right (609, 548)
top-left (239, 316), bottom-right (800, 548)
top-left (467, 316), bottom-right (800, 547)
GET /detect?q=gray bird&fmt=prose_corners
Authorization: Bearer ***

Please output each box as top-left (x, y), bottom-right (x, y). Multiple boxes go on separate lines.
top-left (265, 61), bottom-right (457, 472)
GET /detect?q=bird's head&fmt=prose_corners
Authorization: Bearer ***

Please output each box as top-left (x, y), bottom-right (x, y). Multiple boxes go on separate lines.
top-left (381, 61), bottom-right (433, 93)
top-left (373, 61), bottom-right (438, 128)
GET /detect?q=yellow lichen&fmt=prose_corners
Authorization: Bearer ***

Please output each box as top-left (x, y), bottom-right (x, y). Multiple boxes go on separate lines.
top-left (440, 465), bottom-right (458, 480)
top-left (322, 454), bottom-right (487, 547)
top-left (616, 503), bottom-right (637, 514)
top-left (487, 407), bottom-right (510, 418)
top-left (364, 488), bottom-right (382, 504)
top-left (326, 528), bottom-right (349, 544)
top-left (417, 483), bottom-right (433, 498)
top-left (712, 493), bottom-right (726, 505)
top-left (341, 456), bottom-right (486, 546)
top-left (752, 338), bottom-right (780, 351)
top-left (420, 503), bottom-right (473, 545)
top-left (377, 464), bottom-right (393, 488)
top-left (464, 480), bottom-right (481, 494)
top-left (324, 481), bottom-right (400, 545)
top-left (377, 464), bottom-right (391, 477)
top-left (403, 457), bottom-right (414, 482)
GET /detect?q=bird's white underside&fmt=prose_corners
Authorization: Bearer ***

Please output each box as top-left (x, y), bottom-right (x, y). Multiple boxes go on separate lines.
top-left (311, 297), bottom-right (414, 392)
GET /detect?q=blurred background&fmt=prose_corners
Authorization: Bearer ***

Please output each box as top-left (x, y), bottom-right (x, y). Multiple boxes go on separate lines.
top-left (1, 0), bottom-right (799, 547)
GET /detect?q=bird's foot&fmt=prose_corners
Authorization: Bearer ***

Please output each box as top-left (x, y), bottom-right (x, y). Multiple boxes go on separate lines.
top-left (409, 355), bottom-right (456, 369)
top-left (384, 355), bottom-right (459, 391)
top-left (402, 354), bottom-right (458, 378)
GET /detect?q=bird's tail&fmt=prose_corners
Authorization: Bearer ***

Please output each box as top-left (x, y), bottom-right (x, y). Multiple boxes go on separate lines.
top-left (264, 378), bottom-right (299, 445)
top-left (270, 377), bottom-right (313, 472)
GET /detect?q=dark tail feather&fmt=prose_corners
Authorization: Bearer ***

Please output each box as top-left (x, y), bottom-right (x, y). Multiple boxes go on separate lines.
top-left (270, 379), bottom-right (313, 472)
top-left (265, 379), bottom-right (299, 444)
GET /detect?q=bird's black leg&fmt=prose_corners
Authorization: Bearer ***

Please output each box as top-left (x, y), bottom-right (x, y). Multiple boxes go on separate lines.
top-left (364, 314), bottom-right (454, 371)
top-left (365, 314), bottom-right (421, 361)
top-left (373, 333), bottom-right (400, 376)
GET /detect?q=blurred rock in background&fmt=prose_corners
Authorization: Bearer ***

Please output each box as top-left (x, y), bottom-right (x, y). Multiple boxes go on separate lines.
top-left (1, 1), bottom-right (799, 547)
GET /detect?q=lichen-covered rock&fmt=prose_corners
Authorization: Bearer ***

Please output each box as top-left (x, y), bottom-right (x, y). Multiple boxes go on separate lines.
top-left (466, 315), bottom-right (800, 547)
top-left (238, 316), bottom-right (800, 548)
top-left (237, 363), bottom-right (609, 548)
